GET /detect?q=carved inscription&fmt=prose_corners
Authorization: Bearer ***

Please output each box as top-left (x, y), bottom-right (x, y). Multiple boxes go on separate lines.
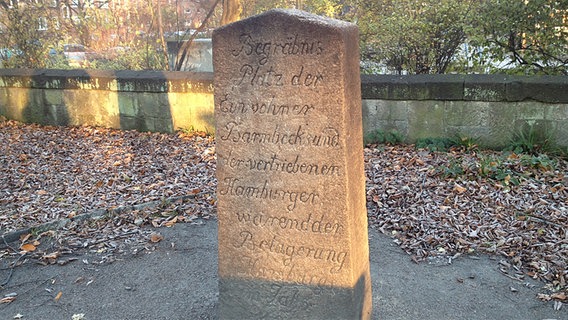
top-left (234, 212), bottom-right (344, 235)
top-left (219, 177), bottom-right (318, 211)
top-left (235, 231), bottom-right (347, 272)
top-left (223, 151), bottom-right (340, 176)
top-left (218, 31), bottom-right (347, 287)
top-left (231, 33), bottom-right (324, 65)
top-left (234, 282), bottom-right (322, 313)
top-left (218, 93), bottom-right (314, 116)
top-left (237, 65), bottom-right (324, 87)
top-left (219, 122), bottom-right (340, 148)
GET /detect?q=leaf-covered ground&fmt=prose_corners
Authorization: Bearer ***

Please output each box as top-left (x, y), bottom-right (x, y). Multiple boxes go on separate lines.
top-left (0, 120), bottom-right (217, 231)
top-left (0, 119), bottom-right (566, 302)
top-left (365, 145), bottom-right (567, 302)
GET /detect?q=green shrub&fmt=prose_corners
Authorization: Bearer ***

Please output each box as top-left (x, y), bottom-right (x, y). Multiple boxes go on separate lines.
top-left (508, 123), bottom-right (554, 155)
top-left (364, 129), bottom-right (403, 145)
top-left (452, 135), bottom-right (479, 151)
top-left (415, 137), bottom-right (454, 152)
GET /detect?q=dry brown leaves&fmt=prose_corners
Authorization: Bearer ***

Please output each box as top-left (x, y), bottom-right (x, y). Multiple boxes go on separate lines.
top-left (0, 120), bottom-right (216, 234)
top-left (0, 120), bottom-right (216, 273)
top-left (365, 145), bottom-right (567, 300)
top-left (1, 120), bottom-right (566, 300)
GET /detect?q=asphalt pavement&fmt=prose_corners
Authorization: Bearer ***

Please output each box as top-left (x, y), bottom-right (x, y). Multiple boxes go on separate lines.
top-left (0, 219), bottom-right (565, 320)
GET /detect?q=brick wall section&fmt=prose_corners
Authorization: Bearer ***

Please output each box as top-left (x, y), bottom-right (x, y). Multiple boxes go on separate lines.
top-left (0, 70), bottom-right (566, 149)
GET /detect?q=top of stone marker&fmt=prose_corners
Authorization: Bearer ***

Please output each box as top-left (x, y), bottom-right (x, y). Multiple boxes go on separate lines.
top-left (214, 8), bottom-right (356, 32)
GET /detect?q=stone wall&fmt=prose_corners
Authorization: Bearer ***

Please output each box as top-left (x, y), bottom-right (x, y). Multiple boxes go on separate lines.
top-left (0, 70), bottom-right (566, 149)
top-left (361, 74), bottom-right (568, 149)
top-left (0, 69), bottom-right (214, 133)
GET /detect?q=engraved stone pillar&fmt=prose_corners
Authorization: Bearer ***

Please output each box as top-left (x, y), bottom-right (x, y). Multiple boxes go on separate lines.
top-left (213, 9), bottom-right (372, 319)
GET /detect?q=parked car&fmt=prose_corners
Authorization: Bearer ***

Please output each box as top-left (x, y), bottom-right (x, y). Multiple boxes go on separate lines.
top-left (0, 48), bottom-right (23, 67)
top-left (63, 44), bottom-right (99, 67)
top-left (0, 48), bottom-right (21, 60)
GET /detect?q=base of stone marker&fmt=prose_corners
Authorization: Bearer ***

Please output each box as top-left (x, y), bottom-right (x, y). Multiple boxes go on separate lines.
top-left (219, 274), bottom-right (370, 319)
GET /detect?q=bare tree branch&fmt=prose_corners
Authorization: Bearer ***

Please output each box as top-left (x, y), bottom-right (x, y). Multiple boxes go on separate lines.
top-left (174, 0), bottom-right (221, 71)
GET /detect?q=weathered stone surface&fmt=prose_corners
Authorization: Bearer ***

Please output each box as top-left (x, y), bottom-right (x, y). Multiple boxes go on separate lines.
top-left (213, 9), bottom-right (372, 319)
top-left (464, 75), bottom-right (508, 102)
top-left (406, 101), bottom-right (445, 139)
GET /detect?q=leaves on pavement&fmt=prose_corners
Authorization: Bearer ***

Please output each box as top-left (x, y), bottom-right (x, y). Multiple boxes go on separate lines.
top-left (0, 119), bottom-right (566, 301)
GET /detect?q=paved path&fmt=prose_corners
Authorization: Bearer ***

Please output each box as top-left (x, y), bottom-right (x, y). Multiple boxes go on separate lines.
top-left (0, 219), bottom-right (565, 319)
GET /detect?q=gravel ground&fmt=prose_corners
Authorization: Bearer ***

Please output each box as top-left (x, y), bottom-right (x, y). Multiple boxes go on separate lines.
top-left (0, 119), bottom-right (566, 304)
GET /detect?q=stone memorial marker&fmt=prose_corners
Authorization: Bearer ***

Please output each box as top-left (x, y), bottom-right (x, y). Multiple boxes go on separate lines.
top-left (213, 9), bottom-right (372, 319)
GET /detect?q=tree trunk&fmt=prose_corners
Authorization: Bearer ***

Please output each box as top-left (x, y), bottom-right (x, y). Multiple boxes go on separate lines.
top-left (156, 0), bottom-right (170, 70)
top-left (221, 0), bottom-right (242, 25)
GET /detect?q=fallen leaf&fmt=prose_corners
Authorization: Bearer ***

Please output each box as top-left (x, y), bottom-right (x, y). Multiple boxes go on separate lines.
top-left (39, 230), bottom-right (56, 238)
top-left (164, 216), bottom-right (178, 227)
top-left (453, 184), bottom-right (467, 194)
top-left (42, 252), bottom-right (60, 260)
top-left (0, 296), bottom-right (16, 304)
top-left (551, 292), bottom-right (567, 301)
top-left (537, 293), bottom-right (552, 301)
top-left (20, 243), bottom-right (36, 252)
top-left (19, 233), bottom-right (31, 243)
top-left (150, 232), bottom-right (164, 243)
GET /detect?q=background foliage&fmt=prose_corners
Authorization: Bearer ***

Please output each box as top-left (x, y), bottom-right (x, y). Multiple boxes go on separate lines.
top-left (471, 0), bottom-right (568, 75)
top-left (0, 0), bottom-right (566, 74)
